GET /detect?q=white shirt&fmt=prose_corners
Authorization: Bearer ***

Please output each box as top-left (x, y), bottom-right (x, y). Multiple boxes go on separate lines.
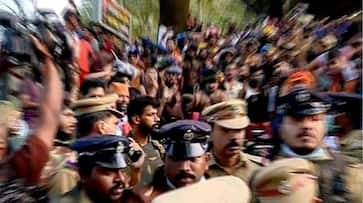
top-left (224, 81), bottom-right (244, 99)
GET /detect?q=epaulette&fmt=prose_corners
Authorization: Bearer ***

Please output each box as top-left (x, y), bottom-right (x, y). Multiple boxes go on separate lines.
top-left (244, 153), bottom-right (269, 166)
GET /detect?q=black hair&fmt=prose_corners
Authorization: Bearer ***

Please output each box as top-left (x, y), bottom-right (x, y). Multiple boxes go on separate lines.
top-left (80, 78), bottom-right (106, 97)
top-left (63, 10), bottom-right (79, 22)
top-left (127, 96), bottom-right (160, 124)
top-left (77, 111), bottom-right (114, 137)
top-left (129, 87), bottom-right (142, 101)
top-left (109, 72), bottom-right (132, 85)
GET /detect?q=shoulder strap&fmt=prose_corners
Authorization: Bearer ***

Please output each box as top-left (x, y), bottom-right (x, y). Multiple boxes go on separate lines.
top-left (244, 153), bottom-right (268, 166)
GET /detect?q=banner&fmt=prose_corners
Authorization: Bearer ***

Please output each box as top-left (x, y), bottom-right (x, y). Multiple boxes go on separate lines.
top-left (93, 0), bottom-right (131, 43)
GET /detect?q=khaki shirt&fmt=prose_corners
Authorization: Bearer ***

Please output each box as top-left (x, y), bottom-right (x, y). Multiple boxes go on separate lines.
top-left (57, 185), bottom-right (142, 203)
top-left (207, 152), bottom-right (265, 183)
top-left (41, 149), bottom-right (79, 195)
top-left (277, 148), bottom-right (363, 203)
top-left (57, 186), bottom-right (93, 203)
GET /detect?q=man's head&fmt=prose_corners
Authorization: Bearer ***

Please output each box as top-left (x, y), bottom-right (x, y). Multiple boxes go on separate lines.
top-left (224, 64), bottom-right (238, 81)
top-left (111, 82), bottom-right (130, 114)
top-left (202, 69), bottom-right (218, 94)
top-left (81, 79), bottom-right (106, 98)
top-left (202, 100), bottom-right (250, 158)
top-left (186, 44), bottom-right (198, 58)
top-left (72, 94), bottom-right (123, 137)
top-left (128, 49), bottom-right (139, 65)
top-left (63, 10), bottom-right (79, 31)
top-left (59, 106), bottom-right (77, 137)
top-left (239, 64), bottom-right (250, 81)
top-left (248, 68), bottom-right (264, 89)
top-left (165, 65), bottom-right (182, 87)
top-left (127, 96), bottom-right (160, 134)
top-left (279, 88), bottom-right (329, 154)
top-left (72, 136), bottom-right (134, 203)
top-left (160, 120), bottom-right (211, 188)
top-left (316, 35), bottom-right (337, 54)
top-left (167, 38), bottom-right (177, 52)
top-left (245, 54), bottom-right (262, 69)
top-left (144, 67), bottom-right (158, 83)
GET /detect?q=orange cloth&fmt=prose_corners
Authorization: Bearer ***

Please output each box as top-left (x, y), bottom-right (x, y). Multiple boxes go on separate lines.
top-left (111, 82), bottom-right (130, 96)
top-left (172, 50), bottom-right (182, 64)
top-left (78, 39), bottom-right (94, 84)
top-left (285, 70), bottom-right (315, 92)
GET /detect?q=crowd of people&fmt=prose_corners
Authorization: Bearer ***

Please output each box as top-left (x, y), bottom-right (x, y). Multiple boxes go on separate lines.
top-left (0, 3), bottom-right (362, 203)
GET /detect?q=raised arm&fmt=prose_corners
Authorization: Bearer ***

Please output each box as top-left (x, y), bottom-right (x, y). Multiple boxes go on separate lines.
top-left (34, 57), bottom-right (63, 149)
top-left (7, 37), bottom-right (63, 184)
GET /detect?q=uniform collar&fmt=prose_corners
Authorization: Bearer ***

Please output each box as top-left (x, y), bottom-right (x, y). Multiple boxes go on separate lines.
top-left (209, 151), bottom-right (246, 169)
top-left (280, 144), bottom-right (334, 161)
top-left (166, 176), bottom-right (206, 190)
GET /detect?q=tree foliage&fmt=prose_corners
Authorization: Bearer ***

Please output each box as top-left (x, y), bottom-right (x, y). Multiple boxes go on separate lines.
top-left (78, 0), bottom-right (265, 40)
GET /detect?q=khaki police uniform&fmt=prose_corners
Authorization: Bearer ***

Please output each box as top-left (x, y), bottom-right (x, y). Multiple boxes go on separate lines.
top-left (251, 158), bottom-right (319, 203)
top-left (151, 176), bottom-right (251, 203)
top-left (58, 185), bottom-right (140, 203)
top-left (340, 130), bottom-right (363, 164)
top-left (201, 99), bottom-right (266, 183)
top-left (276, 88), bottom-right (363, 203)
top-left (208, 152), bottom-right (265, 183)
top-left (136, 120), bottom-right (212, 203)
top-left (41, 149), bottom-right (78, 195)
top-left (277, 148), bottom-right (363, 203)
top-left (57, 185), bottom-right (93, 203)
top-left (57, 135), bottom-right (143, 203)
top-left (71, 93), bottom-right (123, 117)
top-left (46, 94), bottom-right (123, 195)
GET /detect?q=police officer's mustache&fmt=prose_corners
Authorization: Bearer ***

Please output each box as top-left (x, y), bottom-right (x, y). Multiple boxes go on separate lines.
top-left (175, 171), bottom-right (196, 180)
top-left (226, 140), bottom-right (241, 148)
top-left (297, 130), bottom-right (314, 138)
top-left (111, 182), bottom-right (125, 191)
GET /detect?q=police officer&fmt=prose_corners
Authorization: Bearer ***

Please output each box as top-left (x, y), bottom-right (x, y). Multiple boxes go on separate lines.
top-left (72, 94), bottom-right (123, 137)
top-left (58, 135), bottom-right (144, 203)
top-left (136, 120), bottom-right (211, 203)
top-left (251, 158), bottom-right (319, 203)
top-left (41, 102), bottom-right (79, 195)
top-left (276, 87), bottom-right (362, 203)
top-left (47, 94), bottom-right (133, 194)
top-left (201, 99), bottom-right (266, 183)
